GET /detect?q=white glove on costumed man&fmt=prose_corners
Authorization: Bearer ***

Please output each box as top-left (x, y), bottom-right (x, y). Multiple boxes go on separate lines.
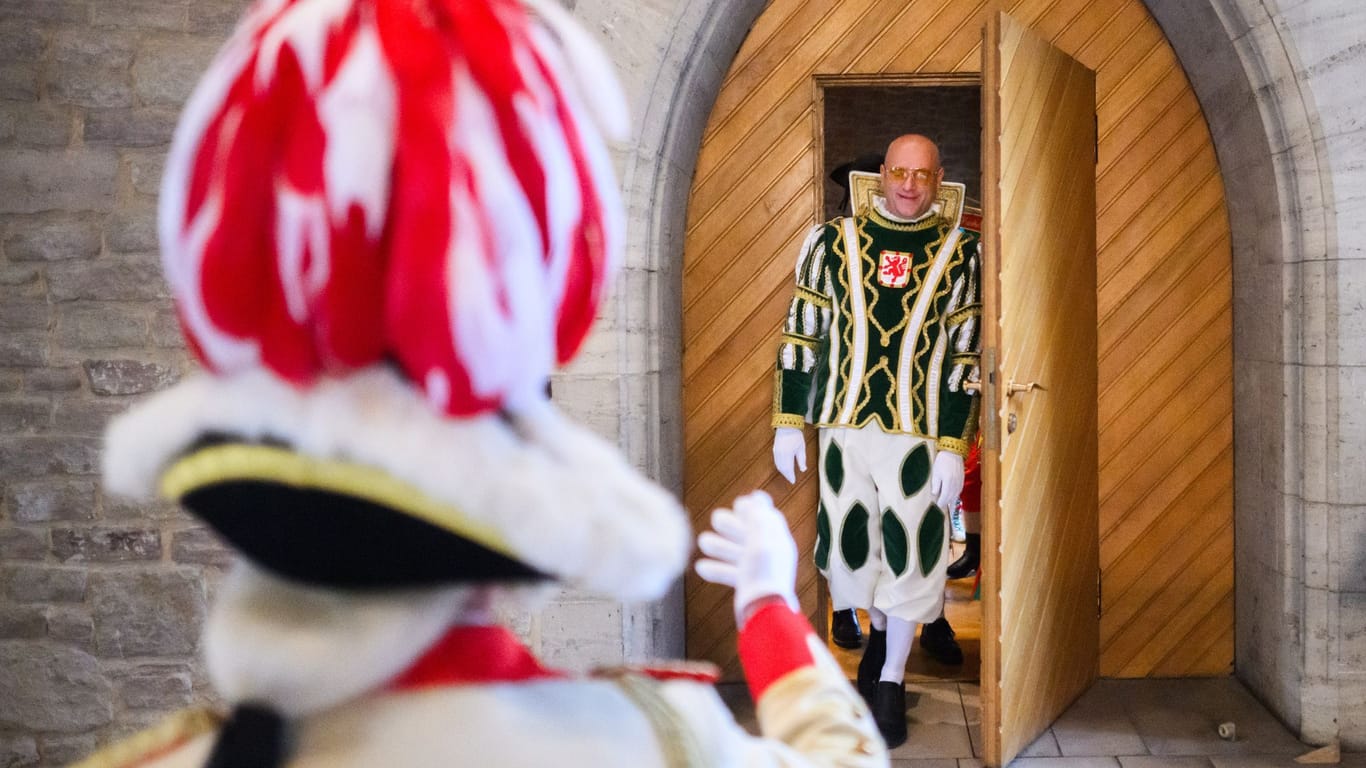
top-left (930, 450), bottom-right (965, 513)
top-left (771, 427), bottom-right (807, 484)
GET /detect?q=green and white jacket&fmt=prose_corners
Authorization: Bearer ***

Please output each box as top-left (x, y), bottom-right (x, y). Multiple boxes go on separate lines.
top-left (773, 202), bottom-right (981, 456)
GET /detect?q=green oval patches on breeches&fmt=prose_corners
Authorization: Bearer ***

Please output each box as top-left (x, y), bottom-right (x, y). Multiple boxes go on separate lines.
top-left (824, 440), bottom-right (845, 495)
top-left (815, 428), bottom-right (948, 621)
top-left (900, 443), bottom-right (931, 498)
top-left (918, 503), bottom-right (945, 577)
top-left (840, 502), bottom-right (870, 570)
top-left (882, 508), bottom-right (910, 577)
top-left (815, 502), bottom-right (832, 571)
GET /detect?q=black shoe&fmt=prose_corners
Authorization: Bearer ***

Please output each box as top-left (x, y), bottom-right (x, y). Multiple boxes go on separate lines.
top-left (831, 609), bottom-right (862, 649)
top-left (857, 627), bottom-right (886, 704)
top-left (946, 533), bottom-right (980, 579)
top-left (918, 617), bottom-right (964, 665)
top-left (872, 681), bottom-right (907, 748)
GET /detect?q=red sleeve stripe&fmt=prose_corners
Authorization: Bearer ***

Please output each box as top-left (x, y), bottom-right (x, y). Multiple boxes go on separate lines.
top-left (736, 602), bottom-right (817, 701)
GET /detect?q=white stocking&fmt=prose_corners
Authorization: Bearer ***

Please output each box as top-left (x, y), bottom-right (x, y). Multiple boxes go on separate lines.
top-left (868, 605), bottom-right (888, 632)
top-left (880, 616), bottom-right (915, 684)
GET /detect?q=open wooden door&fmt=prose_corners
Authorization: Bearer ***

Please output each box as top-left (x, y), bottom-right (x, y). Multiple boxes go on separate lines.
top-left (980, 11), bottom-right (1098, 766)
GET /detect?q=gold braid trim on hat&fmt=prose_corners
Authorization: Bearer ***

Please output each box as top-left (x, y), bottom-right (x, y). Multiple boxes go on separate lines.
top-left (160, 443), bottom-right (517, 561)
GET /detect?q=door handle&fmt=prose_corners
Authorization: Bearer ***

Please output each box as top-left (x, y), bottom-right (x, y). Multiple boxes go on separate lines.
top-left (1006, 380), bottom-right (1041, 397)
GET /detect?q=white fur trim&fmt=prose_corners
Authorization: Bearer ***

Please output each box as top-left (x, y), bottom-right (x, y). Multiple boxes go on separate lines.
top-left (103, 367), bottom-right (689, 601)
top-left (204, 563), bottom-right (468, 716)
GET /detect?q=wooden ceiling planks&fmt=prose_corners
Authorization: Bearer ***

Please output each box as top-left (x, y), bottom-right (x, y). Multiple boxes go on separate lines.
top-left (681, 0), bottom-right (1233, 679)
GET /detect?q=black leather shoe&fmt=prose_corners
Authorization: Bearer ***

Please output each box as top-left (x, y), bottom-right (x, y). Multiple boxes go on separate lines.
top-left (872, 681), bottom-right (907, 748)
top-left (857, 627), bottom-right (886, 704)
top-left (946, 533), bottom-right (980, 579)
top-left (831, 608), bottom-right (862, 649)
top-left (918, 617), bottom-right (964, 665)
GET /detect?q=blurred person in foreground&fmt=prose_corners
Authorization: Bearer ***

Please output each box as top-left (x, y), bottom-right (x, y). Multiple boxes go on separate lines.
top-left (73, 0), bottom-right (885, 765)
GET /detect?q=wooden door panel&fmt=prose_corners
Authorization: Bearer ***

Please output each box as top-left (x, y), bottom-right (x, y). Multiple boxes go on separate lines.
top-left (981, 12), bottom-right (1098, 766)
top-left (685, 125), bottom-right (813, 259)
top-left (1096, 207), bottom-right (1224, 325)
top-left (685, 191), bottom-right (811, 313)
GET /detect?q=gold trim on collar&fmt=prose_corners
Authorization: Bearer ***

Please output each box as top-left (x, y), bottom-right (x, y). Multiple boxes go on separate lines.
top-left (160, 444), bottom-right (516, 561)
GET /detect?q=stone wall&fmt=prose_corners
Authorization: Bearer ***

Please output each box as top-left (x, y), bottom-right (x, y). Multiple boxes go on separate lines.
top-left (1222, 0), bottom-right (1366, 746)
top-left (1145, 0), bottom-right (1366, 746)
top-left (0, 2), bottom-right (248, 763)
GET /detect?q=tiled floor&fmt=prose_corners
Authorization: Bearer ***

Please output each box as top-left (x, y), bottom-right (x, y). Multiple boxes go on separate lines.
top-left (719, 677), bottom-right (1357, 768)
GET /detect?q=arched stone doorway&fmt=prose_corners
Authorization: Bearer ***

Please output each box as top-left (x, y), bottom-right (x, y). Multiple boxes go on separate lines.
top-left (619, 0), bottom-right (1341, 746)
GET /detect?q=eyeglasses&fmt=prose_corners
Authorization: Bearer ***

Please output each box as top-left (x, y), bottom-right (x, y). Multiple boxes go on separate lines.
top-left (884, 167), bottom-right (939, 185)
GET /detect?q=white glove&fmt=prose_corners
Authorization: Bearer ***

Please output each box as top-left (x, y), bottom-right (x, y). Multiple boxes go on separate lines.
top-left (694, 491), bottom-right (799, 626)
top-left (930, 450), bottom-right (965, 513)
top-left (772, 427), bottom-right (807, 484)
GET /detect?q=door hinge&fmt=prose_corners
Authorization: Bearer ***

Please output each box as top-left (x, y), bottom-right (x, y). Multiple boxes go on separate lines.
top-left (1097, 569), bottom-right (1103, 618)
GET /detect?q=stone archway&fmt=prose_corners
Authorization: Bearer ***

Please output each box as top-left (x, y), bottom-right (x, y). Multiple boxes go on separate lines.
top-left (1143, 0), bottom-right (1339, 745)
top-left (620, 0), bottom-right (1342, 744)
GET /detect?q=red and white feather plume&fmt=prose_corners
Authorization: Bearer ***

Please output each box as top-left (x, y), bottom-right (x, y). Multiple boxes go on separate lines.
top-left (159, 0), bottom-right (628, 416)
top-left (111, 0), bottom-right (689, 603)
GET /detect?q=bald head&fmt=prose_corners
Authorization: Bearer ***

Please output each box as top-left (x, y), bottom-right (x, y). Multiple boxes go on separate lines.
top-left (887, 134), bottom-right (940, 167)
top-left (880, 134), bottom-right (943, 220)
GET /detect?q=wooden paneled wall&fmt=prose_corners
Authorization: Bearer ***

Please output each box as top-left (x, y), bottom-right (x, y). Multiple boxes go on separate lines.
top-left (681, 0), bottom-right (1234, 679)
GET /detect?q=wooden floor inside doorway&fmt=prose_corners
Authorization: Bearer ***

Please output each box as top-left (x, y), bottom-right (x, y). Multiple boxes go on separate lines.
top-left (829, 540), bottom-right (982, 684)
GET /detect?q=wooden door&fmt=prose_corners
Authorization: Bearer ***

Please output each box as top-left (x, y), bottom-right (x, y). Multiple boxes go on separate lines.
top-left (980, 11), bottom-right (1098, 766)
top-left (681, 0), bottom-right (1234, 687)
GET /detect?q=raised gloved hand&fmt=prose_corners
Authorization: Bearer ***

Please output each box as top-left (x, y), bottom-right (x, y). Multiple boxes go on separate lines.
top-left (930, 450), bottom-right (965, 513)
top-left (771, 427), bottom-right (807, 484)
top-left (695, 491), bottom-right (799, 626)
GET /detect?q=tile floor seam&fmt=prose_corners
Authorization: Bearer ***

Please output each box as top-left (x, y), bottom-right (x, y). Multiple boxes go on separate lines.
top-left (957, 682), bottom-right (978, 757)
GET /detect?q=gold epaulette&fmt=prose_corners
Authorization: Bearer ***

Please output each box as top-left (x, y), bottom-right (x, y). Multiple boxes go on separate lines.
top-left (69, 709), bottom-right (220, 768)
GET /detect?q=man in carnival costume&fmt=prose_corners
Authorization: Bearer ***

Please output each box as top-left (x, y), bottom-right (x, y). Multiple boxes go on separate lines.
top-left (74, 0), bottom-right (886, 765)
top-left (772, 135), bottom-right (981, 747)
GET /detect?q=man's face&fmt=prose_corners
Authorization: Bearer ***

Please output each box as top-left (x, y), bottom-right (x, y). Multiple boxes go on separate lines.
top-left (880, 138), bottom-right (943, 220)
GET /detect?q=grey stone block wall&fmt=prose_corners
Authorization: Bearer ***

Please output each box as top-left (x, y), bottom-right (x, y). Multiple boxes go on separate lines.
top-left (1145, 0), bottom-right (1366, 748)
top-left (0, 3), bottom-right (251, 761)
